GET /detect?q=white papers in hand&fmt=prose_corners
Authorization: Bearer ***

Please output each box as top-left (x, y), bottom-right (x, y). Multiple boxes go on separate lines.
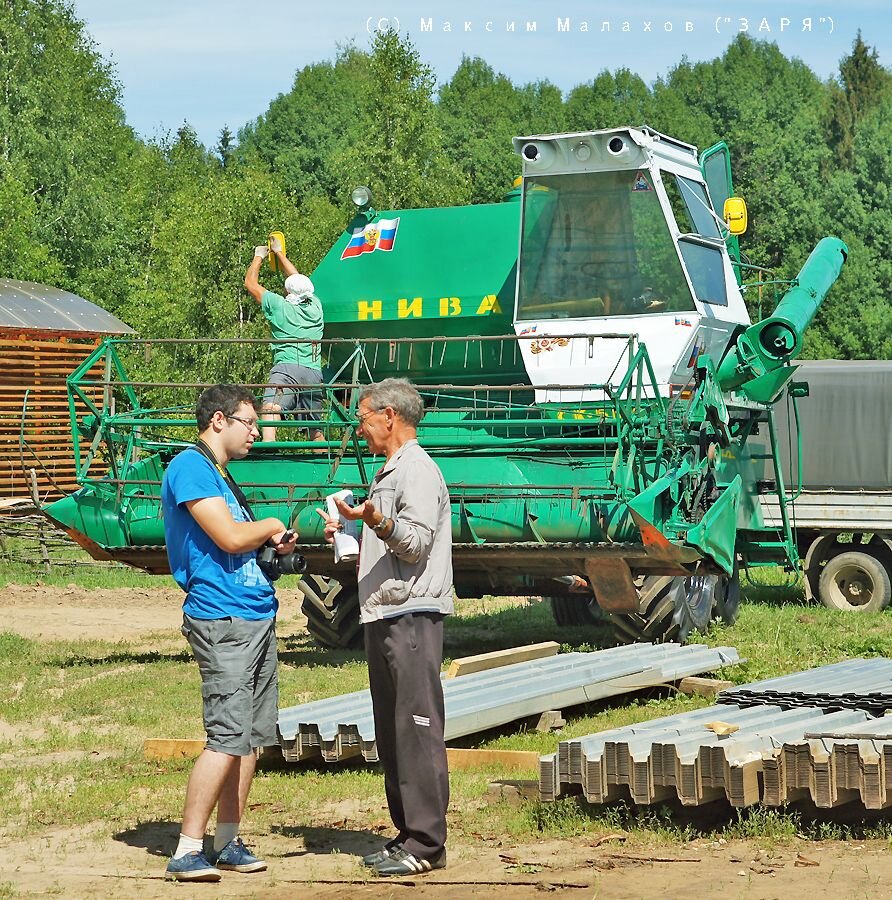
top-left (326, 489), bottom-right (360, 563)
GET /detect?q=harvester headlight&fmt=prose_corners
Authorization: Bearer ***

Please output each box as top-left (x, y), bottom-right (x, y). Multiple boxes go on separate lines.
top-left (521, 142), bottom-right (542, 162)
top-left (351, 185), bottom-right (373, 209)
top-left (574, 141), bottom-right (592, 162)
top-left (607, 136), bottom-right (627, 155)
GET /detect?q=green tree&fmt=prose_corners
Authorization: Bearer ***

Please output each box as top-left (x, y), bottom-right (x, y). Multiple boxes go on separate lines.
top-left (0, 0), bottom-right (141, 294)
top-left (335, 30), bottom-right (469, 210)
top-left (807, 96), bottom-right (892, 359)
top-left (236, 46), bottom-right (373, 204)
top-left (438, 57), bottom-right (563, 203)
top-left (827, 32), bottom-right (892, 168)
top-left (565, 69), bottom-right (653, 132)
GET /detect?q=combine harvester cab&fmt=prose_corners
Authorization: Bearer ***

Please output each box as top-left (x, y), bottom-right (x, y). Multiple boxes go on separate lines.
top-left (45, 126), bottom-right (847, 648)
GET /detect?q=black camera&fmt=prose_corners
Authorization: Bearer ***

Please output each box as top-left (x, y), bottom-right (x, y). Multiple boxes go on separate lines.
top-left (256, 546), bottom-right (307, 581)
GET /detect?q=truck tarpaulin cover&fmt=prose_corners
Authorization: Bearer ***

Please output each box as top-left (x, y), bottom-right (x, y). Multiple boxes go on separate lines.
top-left (766, 360), bottom-right (892, 491)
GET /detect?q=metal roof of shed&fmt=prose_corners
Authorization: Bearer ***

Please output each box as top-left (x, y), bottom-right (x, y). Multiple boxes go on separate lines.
top-left (0, 279), bottom-right (133, 336)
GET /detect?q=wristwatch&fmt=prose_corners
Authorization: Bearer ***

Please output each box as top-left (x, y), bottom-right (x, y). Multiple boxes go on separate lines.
top-left (372, 516), bottom-right (392, 535)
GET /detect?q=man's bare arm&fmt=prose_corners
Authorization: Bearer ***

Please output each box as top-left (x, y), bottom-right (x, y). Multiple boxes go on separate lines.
top-left (244, 248), bottom-right (268, 302)
top-left (271, 248), bottom-right (298, 278)
top-left (186, 496), bottom-right (290, 553)
top-left (268, 234), bottom-right (298, 277)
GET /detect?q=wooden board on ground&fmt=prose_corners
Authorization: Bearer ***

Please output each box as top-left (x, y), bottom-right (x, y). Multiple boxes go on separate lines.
top-left (446, 748), bottom-right (540, 771)
top-left (677, 676), bottom-right (735, 698)
top-left (145, 740), bottom-right (539, 772)
top-left (446, 641), bottom-right (560, 678)
top-left (144, 738), bottom-right (204, 760)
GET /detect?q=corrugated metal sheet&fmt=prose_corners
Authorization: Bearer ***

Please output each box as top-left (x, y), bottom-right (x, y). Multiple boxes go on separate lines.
top-left (0, 279), bottom-right (133, 336)
top-left (540, 704), bottom-right (868, 807)
top-left (277, 642), bottom-right (740, 764)
top-left (541, 658), bottom-right (892, 809)
top-left (765, 716), bottom-right (892, 809)
top-left (723, 658), bottom-right (892, 696)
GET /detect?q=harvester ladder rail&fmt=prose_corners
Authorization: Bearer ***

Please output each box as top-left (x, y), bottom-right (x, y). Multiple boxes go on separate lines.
top-left (764, 406), bottom-right (799, 569)
top-left (327, 347), bottom-right (369, 488)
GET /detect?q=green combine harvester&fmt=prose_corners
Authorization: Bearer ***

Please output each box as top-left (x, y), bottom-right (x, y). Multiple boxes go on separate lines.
top-left (45, 126), bottom-right (847, 649)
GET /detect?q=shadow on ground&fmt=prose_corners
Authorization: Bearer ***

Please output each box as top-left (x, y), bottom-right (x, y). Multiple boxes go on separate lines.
top-left (271, 823), bottom-right (384, 859)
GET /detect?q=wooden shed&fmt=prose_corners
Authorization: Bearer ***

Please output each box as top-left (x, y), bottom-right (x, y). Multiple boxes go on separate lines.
top-left (0, 279), bottom-right (134, 501)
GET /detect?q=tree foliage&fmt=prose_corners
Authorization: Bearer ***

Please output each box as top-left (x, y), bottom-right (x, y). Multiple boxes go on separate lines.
top-left (1, 4), bottom-right (890, 364)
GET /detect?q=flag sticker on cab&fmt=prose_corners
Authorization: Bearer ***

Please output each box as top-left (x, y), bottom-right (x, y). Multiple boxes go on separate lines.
top-left (340, 217), bottom-right (400, 260)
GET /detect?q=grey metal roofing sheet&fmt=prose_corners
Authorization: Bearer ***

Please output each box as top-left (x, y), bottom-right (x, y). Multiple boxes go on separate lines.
top-left (277, 642), bottom-right (740, 764)
top-left (540, 703), bottom-right (869, 807)
top-left (722, 658), bottom-right (892, 696)
top-left (0, 278), bottom-right (133, 334)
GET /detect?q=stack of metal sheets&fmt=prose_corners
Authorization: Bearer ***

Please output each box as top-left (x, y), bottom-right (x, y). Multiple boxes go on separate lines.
top-left (763, 716), bottom-right (892, 809)
top-left (541, 657), bottom-right (892, 809)
top-left (277, 642), bottom-right (740, 764)
top-left (718, 657), bottom-right (892, 715)
top-left (539, 704), bottom-right (868, 806)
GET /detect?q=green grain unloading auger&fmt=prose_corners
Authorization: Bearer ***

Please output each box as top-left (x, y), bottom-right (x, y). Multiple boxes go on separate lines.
top-left (45, 126), bottom-right (847, 649)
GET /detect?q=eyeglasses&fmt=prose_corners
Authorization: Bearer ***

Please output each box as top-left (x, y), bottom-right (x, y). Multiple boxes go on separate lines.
top-left (355, 408), bottom-right (382, 425)
top-left (226, 414), bottom-right (259, 431)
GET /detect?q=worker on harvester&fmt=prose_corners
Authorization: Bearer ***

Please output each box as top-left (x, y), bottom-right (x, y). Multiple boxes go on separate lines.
top-left (244, 235), bottom-right (324, 444)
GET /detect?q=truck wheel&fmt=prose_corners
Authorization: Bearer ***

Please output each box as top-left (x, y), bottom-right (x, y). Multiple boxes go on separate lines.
top-left (550, 595), bottom-right (603, 627)
top-left (610, 574), bottom-right (723, 644)
top-left (817, 551), bottom-right (891, 613)
top-left (299, 574), bottom-right (364, 650)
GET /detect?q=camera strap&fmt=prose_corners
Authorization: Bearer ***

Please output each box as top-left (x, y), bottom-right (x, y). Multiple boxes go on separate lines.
top-left (192, 440), bottom-right (256, 523)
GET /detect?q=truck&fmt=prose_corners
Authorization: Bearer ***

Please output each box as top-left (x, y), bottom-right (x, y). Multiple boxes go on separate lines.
top-left (44, 125), bottom-right (849, 649)
top-left (744, 360), bottom-right (892, 613)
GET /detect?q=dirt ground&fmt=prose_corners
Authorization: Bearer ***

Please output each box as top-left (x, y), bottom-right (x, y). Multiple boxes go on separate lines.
top-left (2, 585), bottom-right (891, 898)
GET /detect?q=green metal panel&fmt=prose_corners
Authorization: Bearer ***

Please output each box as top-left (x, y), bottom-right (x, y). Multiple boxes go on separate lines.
top-left (311, 200), bottom-right (523, 384)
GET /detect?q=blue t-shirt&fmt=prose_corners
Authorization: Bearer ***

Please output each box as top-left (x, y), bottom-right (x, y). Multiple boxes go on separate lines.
top-left (161, 447), bottom-right (277, 620)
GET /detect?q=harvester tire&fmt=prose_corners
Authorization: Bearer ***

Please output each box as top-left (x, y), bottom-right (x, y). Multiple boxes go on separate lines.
top-left (610, 575), bottom-right (678, 644)
top-left (610, 574), bottom-right (727, 644)
top-left (817, 550), bottom-right (891, 613)
top-left (299, 574), bottom-right (364, 650)
top-left (550, 595), bottom-right (603, 627)
top-left (714, 563), bottom-right (741, 626)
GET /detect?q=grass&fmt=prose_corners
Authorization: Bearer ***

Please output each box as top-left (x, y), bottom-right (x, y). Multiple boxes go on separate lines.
top-left (2, 564), bottom-right (892, 856)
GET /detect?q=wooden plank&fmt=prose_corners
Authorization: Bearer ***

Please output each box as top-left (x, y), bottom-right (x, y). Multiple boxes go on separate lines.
top-left (677, 676), bottom-right (735, 698)
top-left (143, 740), bottom-right (540, 771)
top-left (446, 748), bottom-right (540, 770)
top-left (446, 641), bottom-right (560, 678)
top-left (144, 738), bottom-right (205, 760)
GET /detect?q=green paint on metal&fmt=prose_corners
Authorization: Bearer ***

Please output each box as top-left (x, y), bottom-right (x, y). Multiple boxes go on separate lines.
top-left (685, 475), bottom-right (742, 575)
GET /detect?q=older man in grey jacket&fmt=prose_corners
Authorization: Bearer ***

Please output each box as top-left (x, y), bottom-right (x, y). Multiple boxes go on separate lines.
top-left (319, 378), bottom-right (452, 876)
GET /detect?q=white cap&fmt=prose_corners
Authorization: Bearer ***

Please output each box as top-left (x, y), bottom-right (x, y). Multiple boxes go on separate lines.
top-left (284, 273), bottom-right (314, 299)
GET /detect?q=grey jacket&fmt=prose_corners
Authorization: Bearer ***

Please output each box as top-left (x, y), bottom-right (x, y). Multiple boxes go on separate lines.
top-left (358, 439), bottom-right (454, 623)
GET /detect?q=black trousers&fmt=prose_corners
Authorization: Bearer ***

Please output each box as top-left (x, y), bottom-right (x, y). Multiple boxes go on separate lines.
top-left (364, 612), bottom-right (449, 859)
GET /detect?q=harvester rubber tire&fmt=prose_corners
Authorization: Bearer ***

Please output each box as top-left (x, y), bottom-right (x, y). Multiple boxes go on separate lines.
top-left (714, 566), bottom-right (741, 626)
top-left (550, 595), bottom-right (603, 627)
top-left (610, 574), bottom-right (726, 644)
top-left (610, 575), bottom-right (678, 644)
top-left (672, 575), bottom-right (718, 640)
top-left (299, 574), bottom-right (364, 650)
top-left (817, 550), bottom-right (891, 613)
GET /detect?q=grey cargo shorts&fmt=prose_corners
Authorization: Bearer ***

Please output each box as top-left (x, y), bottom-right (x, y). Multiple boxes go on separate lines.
top-left (182, 614), bottom-right (278, 756)
top-left (262, 363), bottom-right (323, 418)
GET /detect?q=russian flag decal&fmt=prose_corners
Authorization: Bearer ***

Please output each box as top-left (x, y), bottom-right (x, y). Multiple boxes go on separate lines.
top-left (340, 217), bottom-right (400, 260)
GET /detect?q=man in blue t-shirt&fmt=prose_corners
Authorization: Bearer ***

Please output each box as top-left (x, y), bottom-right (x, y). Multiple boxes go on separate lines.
top-left (161, 383), bottom-right (298, 882)
top-left (244, 237), bottom-right (324, 444)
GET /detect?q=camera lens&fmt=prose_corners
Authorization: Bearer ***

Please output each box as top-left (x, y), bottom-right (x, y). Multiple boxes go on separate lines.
top-left (278, 553), bottom-right (306, 575)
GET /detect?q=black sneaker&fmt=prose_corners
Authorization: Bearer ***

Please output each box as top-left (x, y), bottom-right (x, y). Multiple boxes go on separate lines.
top-left (373, 847), bottom-right (446, 876)
top-left (362, 840), bottom-right (401, 867)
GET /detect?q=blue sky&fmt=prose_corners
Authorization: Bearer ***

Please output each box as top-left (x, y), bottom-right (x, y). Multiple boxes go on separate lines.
top-left (73, 0), bottom-right (890, 147)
